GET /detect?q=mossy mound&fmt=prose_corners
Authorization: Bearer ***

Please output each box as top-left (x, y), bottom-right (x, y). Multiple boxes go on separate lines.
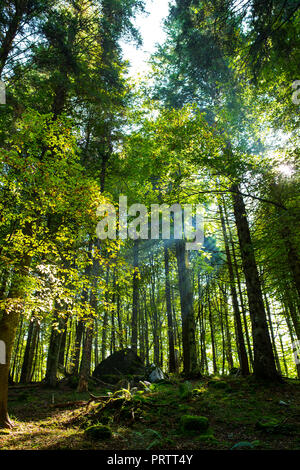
top-left (208, 380), bottom-right (229, 390)
top-left (84, 424), bottom-right (112, 440)
top-left (256, 418), bottom-right (295, 435)
top-left (195, 433), bottom-right (218, 443)
top-left (180, 415), bottom-right (209, 434)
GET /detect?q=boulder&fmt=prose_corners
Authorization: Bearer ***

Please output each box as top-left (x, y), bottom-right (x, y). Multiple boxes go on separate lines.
top-left (93, 348), bottom-right (146, 383)
top-left (148, 364), bottom-right (166, 383)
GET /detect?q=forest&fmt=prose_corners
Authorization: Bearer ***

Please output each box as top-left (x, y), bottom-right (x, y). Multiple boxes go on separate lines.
top-left (0, 0), bottom-right (300, 454)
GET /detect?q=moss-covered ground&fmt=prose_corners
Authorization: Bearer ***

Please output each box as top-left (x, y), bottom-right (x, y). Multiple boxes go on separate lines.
top-left (1, 376), bottom-right (300, 450)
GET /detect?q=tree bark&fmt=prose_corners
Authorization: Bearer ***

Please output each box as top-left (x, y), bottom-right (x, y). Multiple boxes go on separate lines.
top-left (45, 307), bottom-right (65, 388)
top-left (131, 240), bottom-right (139, 353)
top-left (175, 239), bottom-right (197, 376)
top-left (164, 241), bottom-right (176, 372)
top-left (232, 184), bottom-right (280, 381)
top-left (0, 256), bottom-right (31, 428)
top-left (219, 204), bottom-right (249, 375)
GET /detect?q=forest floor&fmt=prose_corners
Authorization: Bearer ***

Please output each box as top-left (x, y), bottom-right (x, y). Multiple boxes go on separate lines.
top-left (1, 376), bottom-right (300, 450)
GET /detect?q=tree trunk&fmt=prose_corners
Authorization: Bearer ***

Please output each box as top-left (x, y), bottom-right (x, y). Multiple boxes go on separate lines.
top-left (0, 257), bottom-right (31, 428)
top-left (131, 240), bottom-right (139, 353)
top-left (117, 293), bottom-right (123, 349)
top-left (232, 184), bottom-right (280, 381)
top-left (72, 319), bottom-right (84, 376)
top-left (78, 325), bottom-right (93, 392)
top-left (207, 291), bottom-right (218, 375)
top-left (45, 308), bottom-right (65, 388)
top-left (176, 239), bottom-right (197, 376)
top-left (101, 267), bottom-right (110, 361)
top-left (221, 286), bottom-right (234, 370)
top-left (0, 6), bottom-right (25, 76)
top-left (19, 318), bottom-right (34, 383)
top-left (264, 292), bottom-right (282, 375)
top-left (219, 204), bottom-right (249, 375)
top-left (164, 241), bottom-right (176, 373)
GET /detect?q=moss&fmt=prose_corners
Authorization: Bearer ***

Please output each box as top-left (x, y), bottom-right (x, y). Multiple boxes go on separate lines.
top-left (178, 404), bottom-right (193, 413)
top-left (180, 415), bottom-right (209, 434)
top-left (256, 418), bottom-right (295, 435)
top-left (208, 380), bottom-right (229, 390)
top-left (84, 424), bottom-right (112, 440)
top-left (192, 388), bottom-right (205, 397)
top-left (195, 433), bottom-right (218, 443)
top-left (179, 381), bottom-right (193, 399)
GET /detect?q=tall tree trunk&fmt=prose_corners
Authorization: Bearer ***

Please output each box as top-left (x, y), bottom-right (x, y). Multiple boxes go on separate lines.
top-left (30, 326), bottom-right (40, 382)
top-left (10, 316), bottom-right (24, 383)
top-left (219, 204), bottom-right (249, 375)
top-left (139, 304), bottom-right (145, 363)
top-left (176, 239), bottom-right (197, 376)
top-left (143, 295), bottom-right (150, 366)
top-left (19, 317), bottom-right (35, 383)
top-left (264, 292), bottom-right (282, 376)
top-left (207, 291), bottom-right (218, 375)
top-left (117, 293), bottom-right (123, 349)
top-left (164, 241), bottom-right (176, 373)
top-left (232, 184), bottom-right (280, 381)
top-left (58, 325), bottom-right (67, 371)
top-left (78, 324), bottom-right (93, 392)
top-left (101, 268), bottom-right (110, 361)
top-left (94, 319), bottom-right (99, 368)
top-left (131, 240), bottom-right (139, 353)
top-left (221, 287), bottom-right (234, 370)
top-left (285, 312), bottom-right (300, 379)
top-left (0, 4), bottom-right (27, 76)
top-left (110, 271), bottom-right (116, 355)
top-left (150, 261), bottom-right (160, 365)
top-left (45, 307), bottom-right (65, 388)
top-left (72, 319), bottom-right (84, 376)
top-left (279, 334), bottom-right (288, 376)
top-left (223, 203), bottom-right (254, 367)
top-left (78, 249), bottom-right (99, 391)
top-left (0, 257), bottom-right (31, 428)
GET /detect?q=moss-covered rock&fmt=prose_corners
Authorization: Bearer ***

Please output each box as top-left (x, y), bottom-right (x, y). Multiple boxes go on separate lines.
top-left (255, 418), bottom-right (294, 435)
top-left (93, 349), bottom-right (146, 383)
top-left (180, 415), bottom-right (209, 434)
top-left (208, 380), bottom-right (228, 390)
top-left (195, 433), bottom-right (218, 443)
top-left (84, 424), bottom-right (112, 440)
